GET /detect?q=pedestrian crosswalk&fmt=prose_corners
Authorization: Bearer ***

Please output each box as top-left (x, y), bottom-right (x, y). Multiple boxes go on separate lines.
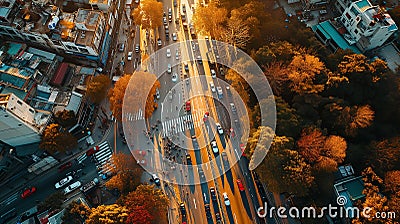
top-left (161, 111), bottom-right (205, 137)
top-left (124, 109), bottom-right (144, 121)
top-left (0, 192), bottom-right (18, 207)
top-left (93, 141), bottom-right (115, 176)
top-left (76, 153), bottom-right (87, 164)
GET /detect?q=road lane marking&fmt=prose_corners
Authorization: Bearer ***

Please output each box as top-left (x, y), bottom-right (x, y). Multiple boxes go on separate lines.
top-left (234, 213), bottom-right (238, 224)
top-left (193, 198), bottom-right (197, 209)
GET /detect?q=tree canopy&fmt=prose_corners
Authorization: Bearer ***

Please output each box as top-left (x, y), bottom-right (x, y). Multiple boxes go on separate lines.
top-left (109, 75), bottom-right (131, 122)
top-left (193, 2), bottom-right (228, 39)
top-left (54, 110), bottom-right (77, 128)
top-left (132, 0), bottom-right (163, 30)
top-left (86, 204), bottom-right (129, 224)
top-left (86, 74), bottom-right (111, 104)
top-left (39, 123), bottom-right (77, 153)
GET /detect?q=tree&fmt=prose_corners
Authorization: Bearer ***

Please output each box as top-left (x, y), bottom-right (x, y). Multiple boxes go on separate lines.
top-left (86, 74), bottom-right (111, 104)
top-left (287, 54), bottom-right (325, 95)
top-left (105, 152), bottom-right (143, 195)
top-left (352, 167), bottom-right (394, 224)
top-left (193, 2), bottom-right (228, 39)
top-left (39, 123), bottom-right (77, 153)
top-left (247, 126), bottom-right (275, 170)
top-left (54, 110), bottom-right (76, 128)
top-left (221, 14), bottom-right (251, 49)
top-left (384, 170), bottom-right (400, 195)
top-left (253, 41), bottom-right (301, 66)
top-left (37, 192), bottom-right (65, 213)
top-left (275, 97), bottom-right (301, 137)
top-left (368, 137), bottom-right (400, 176)
top-left (123, 184), bottom-right (169, 223)
top-left (86, 204), bottom-right (128, 224)
top-left (263, 62), bottom-right (289, 96)
top-left (224, 68), bottom-right (250, 105)
top-left (132, 0), bottom-right (163, 30)
top-left (109, 75), bottom-right (131, 122)
top-left (62, 201), bottom-right (90, 224)
top-left (126, 205), bottom-right (153, 224)
top-left (336, 105), bottom-right (375, 137)
top-left (256, 136), bottom-right (314, 196)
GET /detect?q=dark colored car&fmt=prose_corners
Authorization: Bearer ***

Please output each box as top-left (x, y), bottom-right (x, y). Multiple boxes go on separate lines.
top-left (186, 154), bottom-right (192, 165)
top-left (21, 186), bottom-right (36, 199)
top-left (205, 204), bottom-right (212, 219)
top-left (215, 213), bottom-right (222, 222)
top-left (86, 145), bottom-right (100, 156)
top-left (180, 203), bottom-right (186, 216)
top-left (58, 161), bottom-right (72, 172)
top-left (210, 187), bottom-right (217, 201)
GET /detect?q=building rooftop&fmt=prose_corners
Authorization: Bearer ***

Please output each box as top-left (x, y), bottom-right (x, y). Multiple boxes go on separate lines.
top-left (355, 0), bottom-right (372, 11)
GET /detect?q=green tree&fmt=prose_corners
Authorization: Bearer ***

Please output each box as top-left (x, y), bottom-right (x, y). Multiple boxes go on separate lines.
top-left (37, 192), bottom-right (65, 213)
top-left (193, 2), bottom-right (227, 39)
top-left (86, 204), bottom-right (128, 224)
top-left (132, 0), bottom-right (163, 30)
top-left (275, 97), bottom-right (301, 137)
top-left (54, 110), bottom-right (76, 128)
top-left (108, 75), bottom-right (131, 122)
top-left (123, 184), bottom-right (169, 223)
top-left (39, 123), bottom-right (77, 153)
top-left (105, 152), bottom-right (143, 195)
top-left (86, 74), bottom-right (111, 104)
top-left (62, 201), bottom-right (90, 224)
top-left (256, 136), bottom-right (314, 196)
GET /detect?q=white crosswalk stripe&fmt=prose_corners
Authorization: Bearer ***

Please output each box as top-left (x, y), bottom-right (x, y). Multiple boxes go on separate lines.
top-left (92, 141), bottom-right (114, 176)
top-left (160, 111), bottom-right (206, 137)
top-left (0, 192), bottom-right (19, 206)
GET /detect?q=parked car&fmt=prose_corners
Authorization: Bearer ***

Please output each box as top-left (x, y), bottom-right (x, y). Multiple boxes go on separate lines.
top-left (21, 187), bottom-right (36, 199)
top-left (135, 44), bottom-right (140, 53)
top-left (211, 69), bottom-right (216, 78)
top-left (58, 162), bottom-right (72, 172)
top-left (184, 61), bottom-right (189, 71)
top-left (236, 179), bottom-right (245, 191)
top-left (64, 181), bottom-right (82, 194)
top-left (86, 145), bottom-right (100, 156)
top-left (223, 192), bottom-right (231, 206)
top-left (230, 103), bottom-right (236, 112)
top-left (166, 48), bottom-right (171, 58)
top-left (217, 86), bottom-right (223, 98)
top-left (55, 176), bottom-right (73, 189)
top-left (118, 43), bottom-right (125, 52)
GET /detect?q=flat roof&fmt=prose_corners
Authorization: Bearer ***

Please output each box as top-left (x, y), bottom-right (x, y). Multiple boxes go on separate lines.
top-left (313, 21), bottom-right (362, 54)
top-left (50, 62), bottom-right (69, 86)
top-left (355, 0), bottom-right (372, 12)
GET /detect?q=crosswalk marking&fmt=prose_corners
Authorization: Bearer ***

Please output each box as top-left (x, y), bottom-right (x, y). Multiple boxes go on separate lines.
top-left (161, 111), bottom-right (205, 137)
top-left (92, 141), bottom-right (114, 176)
top-left (0, 192), bottom-right (18, 206)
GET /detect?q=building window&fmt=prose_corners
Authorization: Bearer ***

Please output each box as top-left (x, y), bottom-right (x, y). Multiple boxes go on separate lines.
top-left (346, 12), bottom-right (351, 20)
top-left (350, 6), bottom-right (359, 16)
top-left (17, 100), bottom-right (22, 105)
top-left (354, 29), bottom-right (359, 34)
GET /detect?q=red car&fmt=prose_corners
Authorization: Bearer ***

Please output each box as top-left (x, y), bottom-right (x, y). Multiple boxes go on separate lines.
top-left (240, 143), bottom-right (246, 156)
top-left (21, 187), bottom-right (36, 199)
top-left (58, 161), bottom-right (72, 172)
top-left (86, 145), bottom-right (100, 156)
top-left (185, 101), bottom-right (191, 111)
top-left (236, 179), bottom-right (245, 191)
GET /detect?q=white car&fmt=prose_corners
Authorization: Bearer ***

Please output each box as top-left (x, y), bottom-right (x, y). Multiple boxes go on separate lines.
top-left (127, 52), bottom-right (133, 61)
top-left (166, 48), bottom-right (171, 58)
top-left (55, 176), bottom-right (73, 189)
top-left (209, 82), bottom-right (216, 92)
top-left (157, 38), bottom-right (162, 46)
top-left (167, 63), bottom-right (172, 73)
top-left (175, 50), bottom-right (179, 60)
top-left (211, 140), bottom-right (218, 154)
top-left (172, 73), bottom-right (178, 82)
top-left (152, 174), bottom-right (161, 186)
top-left (172, 33), bottom-right (177, 41)
top-left (216, 123), bottom-right (223, 135)
top-left (217, 86), bottom-right (223, 98)
top-left (230, 103), bottom-right (236, 112)
top-left (156, 89), bottom-right (160, 99)
top-left (211, 69), bottom-right (216, 78)
top-left (64, 181), bottom-right (82, 195)
top-left (223, 192), bottom-right (230, 206)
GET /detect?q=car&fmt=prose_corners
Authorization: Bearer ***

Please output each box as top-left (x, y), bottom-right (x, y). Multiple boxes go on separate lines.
top-left (217, 86), bottom-right (223, 98)
top-left (155, 88), bottom-right (160, 99)
top-left (197, 55), bottom-right (202, 64)
top-left (210, 187), bottom-right (217, 201)
top-left (173, 0), bottom-right (177, 7)
top-left (55, 176), bottom-right (73, 189)
top-left (236, 179), bottom-right (245, 191)
top-left (172, 32), bottom-right (177, 41)
top-left (216, 123), bottom-right (223, 135)
top-left (165, 33), bottom-right (170, 41)
top-left (205, 204), bottom-right (212, 219)
top-left (137, 159), bottom-right (147, 166)
top-left (64, 181), bottom-right (82, 194)
top-left (135, 44), bottom-right (140, 53)
top-left (215, 213), bottom-right (222, 222)
top-left (86, 145), bottom-right (100, 156)
top-left (118, 43), bottom-right (125, 52)
top-left (186, 154), bottom-right (192, 164)
top-left (182, 4), bottom-right (186, 13)
top-left (240, 143), bottom-right (246, 156)
top-left (163, 17), bottom-right (167, 25)
top-left (211, 140), bottom-right (218, 154)
top-left (185, 101), bottom-right (191, 111)
top-left (223, 192), bottom-right (231, 206)
top-left (181, 14), bottom-right (186, 22)
top-left (21, 187), bottom-right (36, 199)
top-left (152, 174), bottom-right (161, 186)
top-left (135, 0), bottom-right (139, 3)
top-left (157, 38), bottom-right (162, 46)
top-left (127, 51), bottom-right (133, 61)
top-left (211, 69), bottom-right (216, 78)
top-left (175, 50), bottom-right (179, 59)
top-left (133, 150), bottom-right (147, 156)
top-left (184, 62), bottom-right (189, 71)
top-left (58, 161), bottom-right (72, 172)
top-left (209, 82), bottom-right (216, 92)
top-left (230, 103), bottom-right (236, 112)
top-left (172, 73), bottom-right (178, 82)
top-left (167, 63), bottom-right (172, 73)
top-left (166, 48), bottom-right (171, 58)
top-left (180, 203), bottom-right (186, 216)
top-left (221, 152), bottom-right (229, 169)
